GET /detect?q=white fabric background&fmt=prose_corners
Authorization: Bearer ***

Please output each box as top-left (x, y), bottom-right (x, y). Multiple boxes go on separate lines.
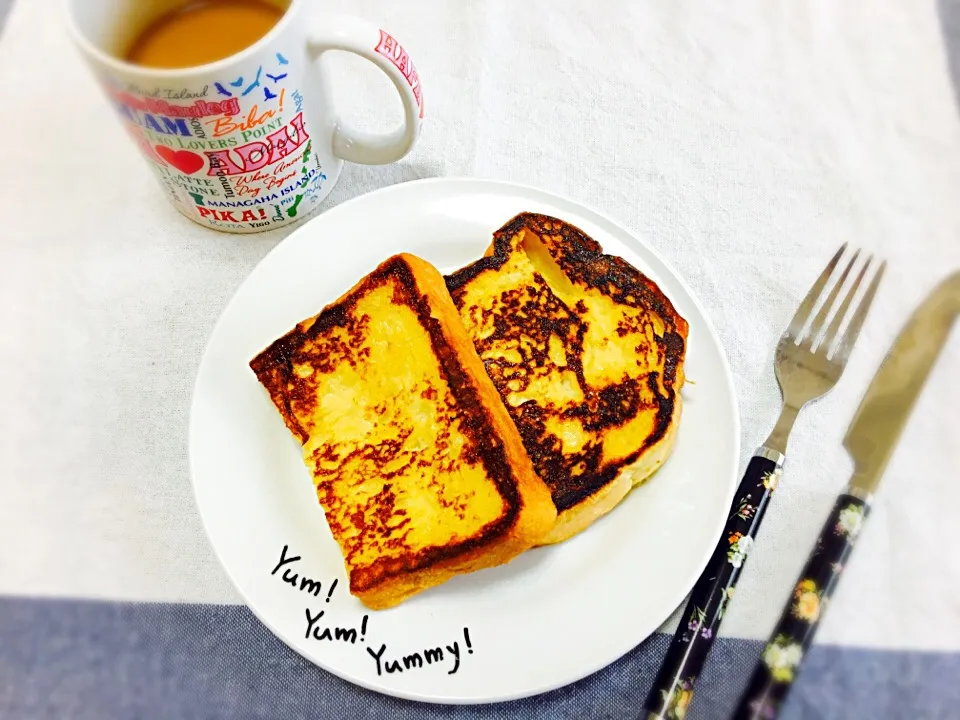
top-left (1, 0), bottom-right (959, 655)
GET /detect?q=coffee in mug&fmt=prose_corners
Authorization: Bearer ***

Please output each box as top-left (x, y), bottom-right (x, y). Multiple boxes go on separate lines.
top-left (126, 1), bottom-right (286, 69)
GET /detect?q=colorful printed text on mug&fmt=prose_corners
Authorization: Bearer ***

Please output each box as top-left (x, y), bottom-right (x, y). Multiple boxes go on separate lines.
top-left (108, 57), bottom-right (326, 231)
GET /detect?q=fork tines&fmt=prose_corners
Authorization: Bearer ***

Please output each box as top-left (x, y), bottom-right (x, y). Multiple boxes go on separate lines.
top-left (787, 245), bottom-right (886, 361)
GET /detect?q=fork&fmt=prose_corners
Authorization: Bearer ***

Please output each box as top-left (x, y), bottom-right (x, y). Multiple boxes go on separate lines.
top-left (643, 245), bottom-right (885, 720)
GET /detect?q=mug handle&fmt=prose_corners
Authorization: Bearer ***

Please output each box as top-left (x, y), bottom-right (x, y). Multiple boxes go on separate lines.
top-left (307, 18), bottom-right (423, 165)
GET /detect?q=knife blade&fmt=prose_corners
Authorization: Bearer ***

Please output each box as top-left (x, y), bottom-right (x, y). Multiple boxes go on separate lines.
top-left (844, 270), bottom-right (960, 498)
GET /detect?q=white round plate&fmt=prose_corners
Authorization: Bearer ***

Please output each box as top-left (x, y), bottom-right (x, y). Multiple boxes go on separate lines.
top-left (189, 178), bottom-right (739, 704)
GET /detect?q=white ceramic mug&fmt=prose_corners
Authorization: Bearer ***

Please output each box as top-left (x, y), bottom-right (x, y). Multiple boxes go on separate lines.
top-left (68, 0), bottom-right (424, 233)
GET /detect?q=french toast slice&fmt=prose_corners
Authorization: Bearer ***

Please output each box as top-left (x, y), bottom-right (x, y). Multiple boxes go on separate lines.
top-left (250, 254), bottom-right (556, 610)
top-left (446, 214), bottom-right (688, 544)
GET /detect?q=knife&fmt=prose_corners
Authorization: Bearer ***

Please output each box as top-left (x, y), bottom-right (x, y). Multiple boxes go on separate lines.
top-left (732, 270), bottom-right (960, 720)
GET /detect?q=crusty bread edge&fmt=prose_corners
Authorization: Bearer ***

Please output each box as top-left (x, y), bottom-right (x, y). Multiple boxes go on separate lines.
top-left (350, 254), bottom-right (556, 609)
top-left (538, 393), bottom-right (683, 545)
top-left (249, 263), bottom-right (380, 445)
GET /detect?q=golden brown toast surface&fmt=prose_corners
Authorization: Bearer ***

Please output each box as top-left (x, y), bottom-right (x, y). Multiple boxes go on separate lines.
top-left (446, 214), bottom-right (688, 527)
top-left (250, 254), bottom-right (554, 608)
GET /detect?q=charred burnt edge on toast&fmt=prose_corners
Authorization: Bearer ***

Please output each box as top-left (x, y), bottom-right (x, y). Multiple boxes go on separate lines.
top-left (250, 255), bottom-right (524, 592)
top-left (445, 213), bottom-right (688, 512)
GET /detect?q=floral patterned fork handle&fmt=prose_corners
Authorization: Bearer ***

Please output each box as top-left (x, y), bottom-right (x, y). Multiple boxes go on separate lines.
top-left (643, 452), bottom-right (783, 720)
top-left (732, 495), bottom-right (867, 720)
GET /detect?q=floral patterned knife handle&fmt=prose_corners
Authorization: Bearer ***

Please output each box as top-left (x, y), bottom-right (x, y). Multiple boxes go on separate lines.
top-left (644, 452), bottom-right (784, 720)
top-left (732, 494), bottom-right (868, 720)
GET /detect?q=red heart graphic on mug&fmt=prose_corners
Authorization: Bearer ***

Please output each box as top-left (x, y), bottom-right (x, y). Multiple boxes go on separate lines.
top-left (155, 146), bottom-right (205, 175)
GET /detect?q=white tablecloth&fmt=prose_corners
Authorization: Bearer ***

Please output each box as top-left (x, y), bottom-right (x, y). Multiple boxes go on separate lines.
top-left (2, 0), bottom-right (959, 718)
